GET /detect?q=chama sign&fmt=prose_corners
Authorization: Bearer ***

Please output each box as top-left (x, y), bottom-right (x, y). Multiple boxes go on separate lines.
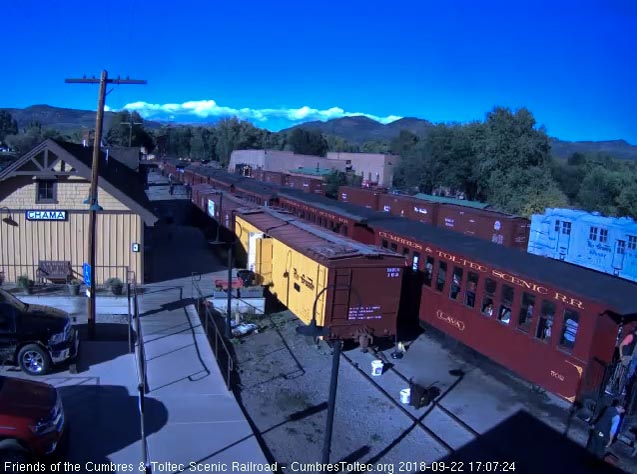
top-left (25, 210), bottom-right (67, 221)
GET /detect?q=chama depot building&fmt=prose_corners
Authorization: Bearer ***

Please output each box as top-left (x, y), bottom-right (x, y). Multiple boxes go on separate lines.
top-left (0, 139), bottom-right (157, 284)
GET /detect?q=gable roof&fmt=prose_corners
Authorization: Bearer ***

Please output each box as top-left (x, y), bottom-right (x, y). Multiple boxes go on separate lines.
top-left (0, 139), bottom-right (157, 225)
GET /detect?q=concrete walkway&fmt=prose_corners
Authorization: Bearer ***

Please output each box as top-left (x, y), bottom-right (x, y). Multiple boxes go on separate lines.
top-left (137, 276), bottom-right (269, 469)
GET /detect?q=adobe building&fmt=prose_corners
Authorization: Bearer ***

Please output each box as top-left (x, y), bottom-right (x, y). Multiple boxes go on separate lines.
top-left (228, 149), bottom-right (399, 188)
top-left (0, 139), bottom-right (156, 285)
top-left (228, 150), bottom-right (347, 176)
top-left (326, 152), bottom-right (399, 188)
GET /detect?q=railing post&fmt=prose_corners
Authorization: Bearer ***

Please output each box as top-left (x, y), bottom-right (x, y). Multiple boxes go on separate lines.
top-left (127, 282), bottom-right (132, 353)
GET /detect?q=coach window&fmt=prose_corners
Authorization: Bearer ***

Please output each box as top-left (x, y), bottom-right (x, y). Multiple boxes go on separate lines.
top-left (424, 256), bottom-right (434, 285)
top-left (629, 236), bottom-right (637, 251)
top-left (481, 278), bottom-right (496, 317)
top-left (561, 221), bottom-right (571, 235)
top-left (465, 272), bottom-right (478, 308)
top-left (342, 226), bottom-right (348, 237)
top-left (559, 310), bottom-right (579, 351)
top-left (536, 300), bottom-right (556, 342)
top-left (390, 242), bottom-right (398, 252)
top-left (449, 267), bottom-right (463, 300)
top-left (517, 292), bottom-right (535, 332)
top-left (381, 239), bottom-right (388, 249)
top-left (589, 227), bottom-right (598, 241)
top-left (554, 220), bottom-right (560, 233)
top-left (600, 228), bottom-right (608, 243)
top-left (403, 247), bottom-right (410, 257)
top-left (436, 261), bottom-right (447, 292)
top-left (498, 285), bottom-right (514, 324)
top-left (412, 251), bottom-right (421, 272)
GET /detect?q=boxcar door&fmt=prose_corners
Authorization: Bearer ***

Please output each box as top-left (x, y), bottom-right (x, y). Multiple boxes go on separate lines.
top-left (247, 232), bottom-right (264, 272)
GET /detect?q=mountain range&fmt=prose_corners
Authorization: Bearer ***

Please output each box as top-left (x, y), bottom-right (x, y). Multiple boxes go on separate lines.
top-left (3, 104), bottom-right (637, 161)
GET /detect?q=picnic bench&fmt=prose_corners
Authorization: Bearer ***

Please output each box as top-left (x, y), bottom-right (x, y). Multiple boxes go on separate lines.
top-left (37, 260), bottom-right (72, 285)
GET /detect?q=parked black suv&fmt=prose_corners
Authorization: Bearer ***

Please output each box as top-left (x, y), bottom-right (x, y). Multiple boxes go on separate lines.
top-left (0, 289), bottom-right (79, 376)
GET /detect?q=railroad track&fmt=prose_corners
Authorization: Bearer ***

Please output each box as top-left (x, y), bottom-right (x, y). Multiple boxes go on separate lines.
top-left (340, 347), bottom-right (530, 473)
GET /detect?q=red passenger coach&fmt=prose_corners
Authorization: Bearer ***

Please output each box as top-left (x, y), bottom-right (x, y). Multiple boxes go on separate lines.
top-left (370, 218), bottom-right (637, 404)
top-left (277, 189), bottom-right (381, 244)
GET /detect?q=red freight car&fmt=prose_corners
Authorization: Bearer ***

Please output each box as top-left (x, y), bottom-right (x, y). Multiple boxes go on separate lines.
top-left (286, 174), bottom-right (325, 194)
top-left (378, 193), bottom-right (438, 225)
top-left (338, 186), bottom-right (385, 209)
top-left (435, 205), bottom-right (530, 250)
top-left (191, 184), bottom-right (257, 232)
top-left (370, 217), bottom-right (637, 404)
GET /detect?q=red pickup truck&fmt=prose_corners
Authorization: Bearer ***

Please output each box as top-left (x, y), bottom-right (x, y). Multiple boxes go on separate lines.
top-left (0, 375), bottom-right (67, 462)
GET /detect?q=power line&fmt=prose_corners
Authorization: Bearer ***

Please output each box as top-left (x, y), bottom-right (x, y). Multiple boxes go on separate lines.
top-left (65, 70), bottom-right (146, 340)
top-left (122, 110), bottom-right (143, 147)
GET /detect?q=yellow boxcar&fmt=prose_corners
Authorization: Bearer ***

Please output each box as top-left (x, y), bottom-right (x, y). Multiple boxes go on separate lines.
top-left (234, 210), bottom-right (404, 344)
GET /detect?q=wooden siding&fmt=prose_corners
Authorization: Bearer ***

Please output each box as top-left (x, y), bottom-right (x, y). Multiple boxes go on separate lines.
top-left (0, 176), bottom-right (129, 211)
top-left (0, 211), bottom-right (143, 284)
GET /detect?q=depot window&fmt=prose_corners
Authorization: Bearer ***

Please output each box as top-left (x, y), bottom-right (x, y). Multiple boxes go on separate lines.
top-left (517, 292), bottom-right (535, 333)
top-left (498, 285), bottom-right (514, 325)
top-left (449, 267), bottom-right (462, 301)
top-left (36, 180), bottom-right (57, 203)
top-left (481, 278), bottom-right (497, 317)
top-left (435, 261), bottom-right (447, 292)
top-left (559, 310), bottom-right (579, 351)
top-left (561, 221), bottom-right (571, 235)
top-left (464, 272), bottom-right (478, 308)
top-left (536, 300), bottom-right (556, 343)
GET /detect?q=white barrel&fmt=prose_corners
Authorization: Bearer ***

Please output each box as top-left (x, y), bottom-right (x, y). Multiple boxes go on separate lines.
top-left (371, 359), bottom-right (384, 376)
top-left (400, 388), bottom-right (411, 404)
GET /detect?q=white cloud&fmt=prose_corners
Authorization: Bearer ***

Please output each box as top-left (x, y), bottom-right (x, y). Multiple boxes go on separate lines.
top-left (117, 99), bottom-right (401, 125)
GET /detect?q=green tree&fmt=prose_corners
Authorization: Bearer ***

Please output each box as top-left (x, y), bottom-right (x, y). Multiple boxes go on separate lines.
top-left (360, 140), bottom-right (390, 153)
top-left (106, 110), bottom-right (155, 151)
top-left (325, 134), bottom-right (358, 152)
top-left (0, 111), bottom-right (18, 142)
top-left (323, 171), bottom-right (349, 198)
top-left (288, 128), bottom-right (328, 156)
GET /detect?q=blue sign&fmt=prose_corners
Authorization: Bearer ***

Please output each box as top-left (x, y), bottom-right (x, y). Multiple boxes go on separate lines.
top-left (83, 263), bottom-right (91, 286)
top-left (25, 210), bottom-right (67, 221)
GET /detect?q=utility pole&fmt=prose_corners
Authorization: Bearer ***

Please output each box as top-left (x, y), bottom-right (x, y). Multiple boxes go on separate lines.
top-left (65, 71), bottom-right (146, 340)
top-left (122, 110), bottom-right (143, 147)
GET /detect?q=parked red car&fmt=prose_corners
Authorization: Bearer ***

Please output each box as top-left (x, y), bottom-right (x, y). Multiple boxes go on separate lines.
top-left (0, 375), bottom-right (67, 461)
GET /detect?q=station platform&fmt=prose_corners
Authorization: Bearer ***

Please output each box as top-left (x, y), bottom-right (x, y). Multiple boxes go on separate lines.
top-left (2, 273), bottom-right (269, 473)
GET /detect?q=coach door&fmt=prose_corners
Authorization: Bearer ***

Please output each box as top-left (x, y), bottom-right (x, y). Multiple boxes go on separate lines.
top-left (556, 220), bottom-right (572, 260)
top-left (612, 240), bottom-right (626, 275)
top-left (247, 232), bottom-right (264, 272)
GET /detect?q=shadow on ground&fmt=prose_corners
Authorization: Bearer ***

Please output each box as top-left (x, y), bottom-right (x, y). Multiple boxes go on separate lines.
top-left (439, 410), bottom-right (624, 474)
top-left (57, 384), bottom-right (168, 466)
top-left (145, 224), bottom-right (224, 283)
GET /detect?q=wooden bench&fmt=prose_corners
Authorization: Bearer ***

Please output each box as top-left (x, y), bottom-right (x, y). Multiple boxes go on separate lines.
top-left (37, 260), bottom-right (72, 285)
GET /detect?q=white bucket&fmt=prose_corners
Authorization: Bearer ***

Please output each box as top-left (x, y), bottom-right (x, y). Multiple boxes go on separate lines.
top-left (400, 388), bottom-right (411, 404)
top-left (371, 359), bottom-right (384, 377)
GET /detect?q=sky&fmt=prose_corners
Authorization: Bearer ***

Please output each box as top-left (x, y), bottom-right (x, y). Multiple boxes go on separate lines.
top-left (3, 0), bottom-right (636, 143)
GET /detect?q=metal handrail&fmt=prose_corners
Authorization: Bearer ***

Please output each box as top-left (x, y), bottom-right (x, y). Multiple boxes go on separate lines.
top-left (129, 278), bottom-right (152, 473)
top-left (192, 276), bottom-right (235, 390)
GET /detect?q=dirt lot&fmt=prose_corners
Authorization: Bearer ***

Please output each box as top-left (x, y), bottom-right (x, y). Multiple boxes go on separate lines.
top-left (230, 311), bottom-right (635, 474)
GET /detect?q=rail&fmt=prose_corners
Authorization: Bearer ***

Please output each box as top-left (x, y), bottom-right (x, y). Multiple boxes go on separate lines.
top-left (128, 273), bottom-right (153, 474)
top-left (191, 273), bottom-right (235, 390)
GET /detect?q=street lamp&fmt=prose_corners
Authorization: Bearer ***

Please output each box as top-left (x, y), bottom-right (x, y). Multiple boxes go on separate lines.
top-left (1, 207), bottom-right (17, 227)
